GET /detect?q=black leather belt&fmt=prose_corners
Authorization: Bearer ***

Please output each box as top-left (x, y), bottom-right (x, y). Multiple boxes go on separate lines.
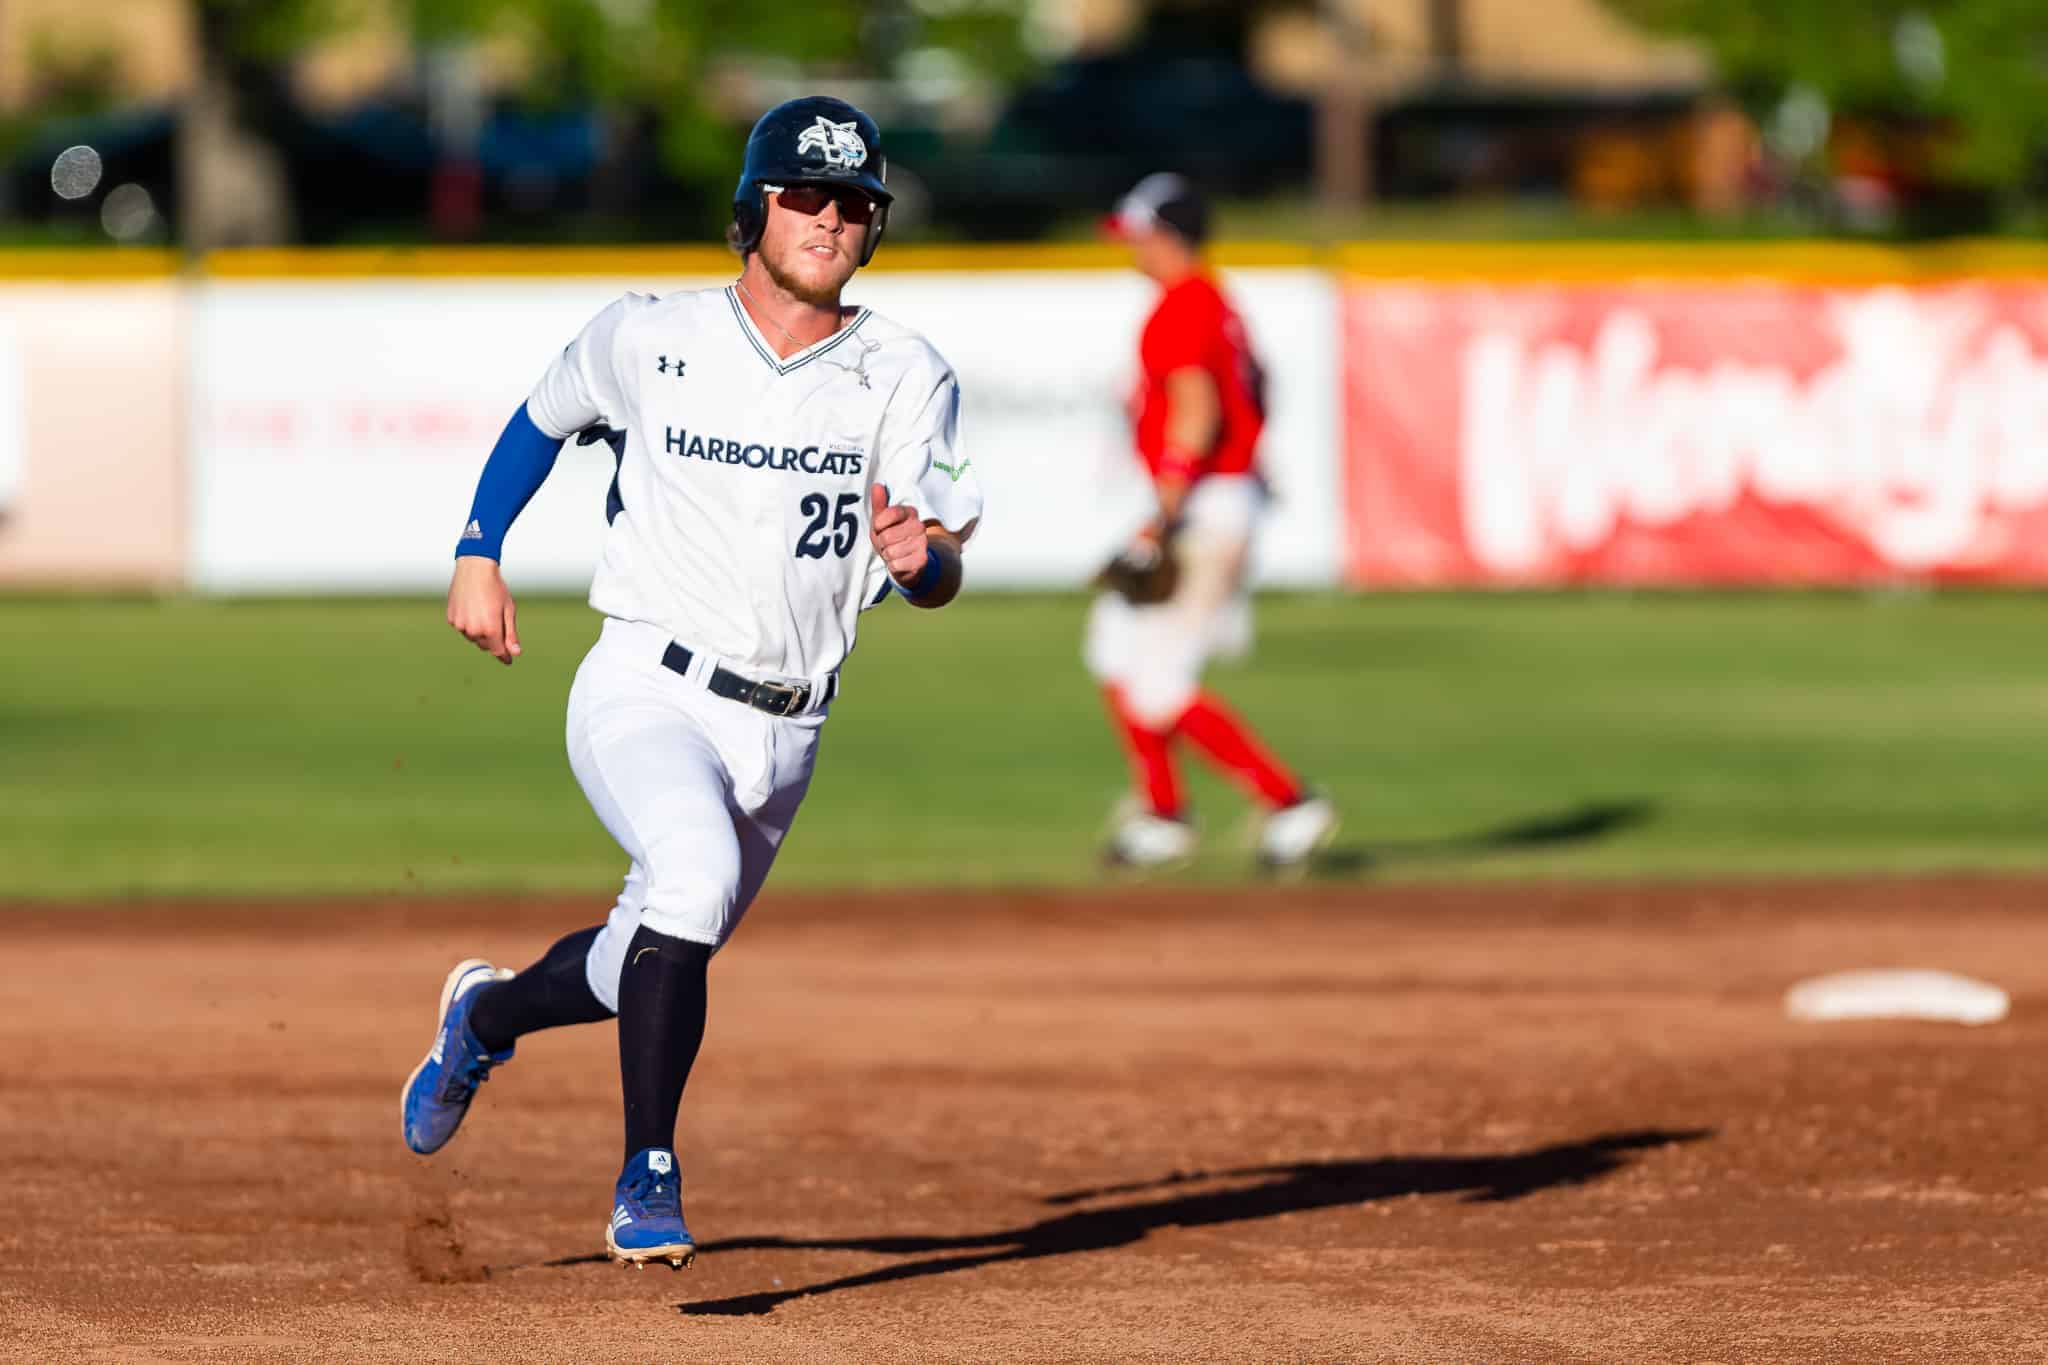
top-left (660, 642), bottom-right (836, 718)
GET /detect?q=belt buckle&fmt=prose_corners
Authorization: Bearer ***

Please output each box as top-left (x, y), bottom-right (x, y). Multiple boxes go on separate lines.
top-left (751, 680), bottom-right (807, 717)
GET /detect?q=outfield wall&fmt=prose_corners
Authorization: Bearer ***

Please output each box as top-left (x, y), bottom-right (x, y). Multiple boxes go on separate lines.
top-left (0, 256), bottom-right (185, 589)
top-left (185, 260), bottom-right (1340, 592)
top-left (3, 243), bottom-right (2045, 591)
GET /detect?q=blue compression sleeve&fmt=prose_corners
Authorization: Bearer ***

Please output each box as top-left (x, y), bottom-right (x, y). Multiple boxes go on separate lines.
top-left (456, 402), bottom-right (566, 561)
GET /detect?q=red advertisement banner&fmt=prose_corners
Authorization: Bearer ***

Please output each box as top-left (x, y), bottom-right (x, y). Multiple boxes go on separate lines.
top-left (1344, 281), bottom-right (2048, 585)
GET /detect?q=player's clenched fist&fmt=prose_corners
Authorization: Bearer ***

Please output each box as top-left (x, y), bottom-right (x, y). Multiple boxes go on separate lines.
top-left (447, 555), bottom-right (523, 665)
top-left (868, 484), bottom-right (928, 584)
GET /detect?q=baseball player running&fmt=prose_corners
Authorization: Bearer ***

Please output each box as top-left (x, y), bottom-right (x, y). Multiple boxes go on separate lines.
top-left (1088, 173), bottom-right (1335, 871)
top-left (400, 96), bottom-right (982, 1270)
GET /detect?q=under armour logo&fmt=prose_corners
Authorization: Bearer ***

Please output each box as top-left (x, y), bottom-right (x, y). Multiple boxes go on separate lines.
top-left (657, 356), bottom-right (686, 377)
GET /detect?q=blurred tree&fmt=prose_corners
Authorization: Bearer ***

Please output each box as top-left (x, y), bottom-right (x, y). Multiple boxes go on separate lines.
top-left (23, 36), bottom-right (127, 121)
top-left (1604, 0), bottom-right (2048, 190)
top-left (175, 0), bottom-right (1040, 242)
top-left (0, 36), bottom-right (124, 170)
top-left (194, 0), bottom-right (351, 60)
top-left (180, 0), bottom-right (354, 245)
top-left (404, 0), bottom-right (1039, 215)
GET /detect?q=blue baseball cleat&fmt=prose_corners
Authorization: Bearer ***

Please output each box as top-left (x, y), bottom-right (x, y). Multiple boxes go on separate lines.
top-left (606, 1147), bottom-right (696, 1269)
top-left (400, 958), bottom-right (514, 1155)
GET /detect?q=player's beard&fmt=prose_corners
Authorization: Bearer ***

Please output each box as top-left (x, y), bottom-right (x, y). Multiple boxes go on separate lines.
top-left (762, 244), bottom-right (853, 309)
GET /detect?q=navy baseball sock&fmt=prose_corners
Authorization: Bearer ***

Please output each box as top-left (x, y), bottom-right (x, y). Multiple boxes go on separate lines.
top-left (616, 924), bottom-right (712, 1164)
top-left (468, 925), bottom-right (613, 1053)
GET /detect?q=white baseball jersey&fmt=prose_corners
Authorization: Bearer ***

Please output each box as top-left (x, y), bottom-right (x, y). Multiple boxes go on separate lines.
top-left (526, 285), bottom-right (983, 682)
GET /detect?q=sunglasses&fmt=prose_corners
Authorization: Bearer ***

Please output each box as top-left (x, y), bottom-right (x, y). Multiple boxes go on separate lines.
top-left (764, 182), bottom-right (880, 226)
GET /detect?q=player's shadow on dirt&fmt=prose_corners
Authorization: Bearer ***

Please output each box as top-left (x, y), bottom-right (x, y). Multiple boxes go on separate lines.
top-left (1306, 798), bottom-right (1655, 878)
top-left (673, 1126), bottom-right (1710, 1317)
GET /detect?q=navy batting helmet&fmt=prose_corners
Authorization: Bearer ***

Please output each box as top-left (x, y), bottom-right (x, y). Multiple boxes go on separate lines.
top-left (731, 96), bottom-right (893, 266)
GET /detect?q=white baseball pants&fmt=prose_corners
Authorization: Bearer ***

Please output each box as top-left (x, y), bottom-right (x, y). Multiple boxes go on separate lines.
top-left (566, 617), bottom-right (821, 1011)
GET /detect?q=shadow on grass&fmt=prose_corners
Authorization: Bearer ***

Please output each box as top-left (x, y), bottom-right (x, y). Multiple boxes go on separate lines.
top-left (1307, 798), bottom-right (1656, 878)
top-left (672, 1127), bottom-right (1710, 1317)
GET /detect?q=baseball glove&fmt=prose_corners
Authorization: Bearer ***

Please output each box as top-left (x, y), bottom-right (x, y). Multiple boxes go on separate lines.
top-left (1096, 537), bottom-right (1181, 606)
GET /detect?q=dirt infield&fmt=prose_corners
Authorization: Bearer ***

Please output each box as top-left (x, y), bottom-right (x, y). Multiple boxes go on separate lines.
top-left (4, 879), bottom-right (2047, 1362)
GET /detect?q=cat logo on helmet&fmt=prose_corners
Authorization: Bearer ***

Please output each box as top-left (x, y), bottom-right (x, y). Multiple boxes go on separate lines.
top-left (797, 117), bottom-right (867, 170)
top-left (732, 96), bottom-right (894, 268)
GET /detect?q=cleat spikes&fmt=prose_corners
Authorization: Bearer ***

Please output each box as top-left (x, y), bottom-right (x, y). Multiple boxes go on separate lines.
top-left (605, 1246), bottom-right (693, 1271)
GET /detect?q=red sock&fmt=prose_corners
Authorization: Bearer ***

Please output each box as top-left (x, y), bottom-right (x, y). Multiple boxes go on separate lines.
top-left (1103, 686), bottom-right (1182, 817)
top-left (1176, 692), bottom-right (1304, 808)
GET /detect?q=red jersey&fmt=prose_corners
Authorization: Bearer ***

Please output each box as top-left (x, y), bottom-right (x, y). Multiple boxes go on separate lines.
top-left (1132, 273), bottom-right (1266, 483)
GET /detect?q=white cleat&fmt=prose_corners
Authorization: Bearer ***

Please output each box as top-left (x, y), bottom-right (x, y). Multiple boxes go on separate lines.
top-left (1257, 794), bottom-right (1338, 871)
top-left (1105, 811), bottom-right (1198, 871)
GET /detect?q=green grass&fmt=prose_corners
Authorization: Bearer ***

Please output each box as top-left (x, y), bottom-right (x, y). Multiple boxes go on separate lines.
top-left (6, 591), bottom-right (2048, 898)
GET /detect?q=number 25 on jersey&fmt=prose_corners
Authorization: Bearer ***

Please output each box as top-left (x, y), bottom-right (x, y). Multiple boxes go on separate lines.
top-left (796, 492), bottom-right (861, 559)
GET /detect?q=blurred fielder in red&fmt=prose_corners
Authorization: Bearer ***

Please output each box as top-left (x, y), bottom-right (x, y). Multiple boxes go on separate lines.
top-left (1088, 173), bottom-right (1337, 871)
